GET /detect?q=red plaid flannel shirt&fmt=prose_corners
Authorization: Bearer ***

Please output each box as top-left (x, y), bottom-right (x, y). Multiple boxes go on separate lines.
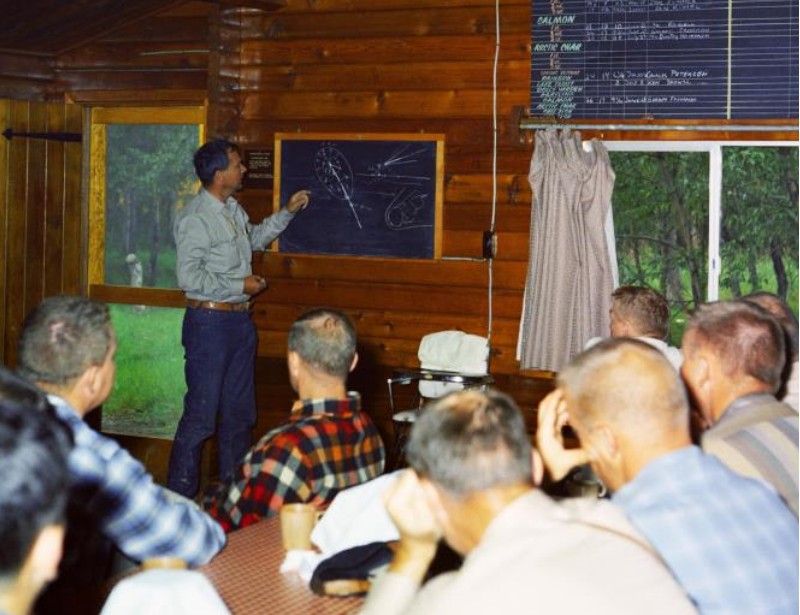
top-left (204, 393), bottom-right (385, 533)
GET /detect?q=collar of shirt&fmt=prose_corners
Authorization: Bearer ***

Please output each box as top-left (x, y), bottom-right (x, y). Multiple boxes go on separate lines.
top-left (47, 393), bottom-right (82, 424)
top-left (718, 392), bottom-right (778, 425)
top-left (198, 188), bottom-right (239, 217)
top-left (613, 444), bottom-right (702, 511)
top-left (290, 391), bottom-right (361, 418)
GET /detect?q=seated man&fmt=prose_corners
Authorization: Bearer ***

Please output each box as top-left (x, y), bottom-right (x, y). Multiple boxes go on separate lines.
top-left (587, 285), bottom-right (682, 369)
top-left (538, 338), bottom-right (799, 615)
top-left (0, 395), bottom-right (73, 615)
top-left (744, 291), bottom-right (799, 412)
top-left (17, 296), bottom-right (226, 595)
top-left (360, 389), bottom-right (695, 615)
top-left (682, 300), bottom-right (799, 516)
top-left (204, 308), bottom-right (385, 532)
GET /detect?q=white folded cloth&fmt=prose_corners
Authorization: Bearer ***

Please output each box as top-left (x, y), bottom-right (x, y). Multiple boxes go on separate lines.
top-left (279, 549), bottom-right (324, 583)
top-left (311, 471), bottom-right (402, 558)
top-left (280, 472), bottom-right (402, 581)
top-left (100, 570), bottom-right (231, 615)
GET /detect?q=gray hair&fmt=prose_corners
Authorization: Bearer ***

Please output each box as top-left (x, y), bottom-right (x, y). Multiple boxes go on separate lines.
top-left (287, 308), bottom-right (356, 380)
top-left (684, 300), bottom-right (785, 391)
top-left (18, 295), bottom-right (113, 386)
top-left (406, 389), bottom-right (533, 498)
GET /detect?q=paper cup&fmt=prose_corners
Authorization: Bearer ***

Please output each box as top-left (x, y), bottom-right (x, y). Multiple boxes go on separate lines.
top-left (280, 503), bottom-right (318, 551)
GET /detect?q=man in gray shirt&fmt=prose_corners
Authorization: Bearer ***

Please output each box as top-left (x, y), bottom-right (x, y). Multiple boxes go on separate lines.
top-left (167, 138), bottom-right (310, 499)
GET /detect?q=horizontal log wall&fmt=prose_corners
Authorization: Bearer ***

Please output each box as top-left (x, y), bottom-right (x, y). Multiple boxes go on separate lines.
top-left (54, 2), bottom-right (214, 99)
top-left (220, 0), bottom-right (550, 443)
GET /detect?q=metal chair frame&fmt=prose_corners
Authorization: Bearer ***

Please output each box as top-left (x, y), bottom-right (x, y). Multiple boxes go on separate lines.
top-left (386, 368), bottom-right (495, 470)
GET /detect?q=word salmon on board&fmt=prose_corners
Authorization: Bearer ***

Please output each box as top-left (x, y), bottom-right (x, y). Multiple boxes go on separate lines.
top-left (531, 0), bottom-right (799, 120)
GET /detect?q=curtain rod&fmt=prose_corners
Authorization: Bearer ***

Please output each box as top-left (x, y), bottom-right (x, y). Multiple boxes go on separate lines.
top-left (519, 121), bottom-right (798, 133)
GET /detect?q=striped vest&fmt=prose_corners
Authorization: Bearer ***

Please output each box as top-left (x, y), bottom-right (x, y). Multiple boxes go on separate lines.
top-left (703, 393), bottom-right (799, 517)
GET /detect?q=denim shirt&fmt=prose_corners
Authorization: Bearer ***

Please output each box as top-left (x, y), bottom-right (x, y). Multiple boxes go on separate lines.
top-left (174, 189), bottom-right (294, 302)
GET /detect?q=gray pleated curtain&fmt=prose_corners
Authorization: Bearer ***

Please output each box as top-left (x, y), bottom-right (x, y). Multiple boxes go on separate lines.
top-left (518, 128), bottom-right (615, 372)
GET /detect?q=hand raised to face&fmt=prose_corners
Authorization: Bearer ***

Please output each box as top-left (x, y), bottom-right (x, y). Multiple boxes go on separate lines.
top-left (536, 389), bottom-right (590, 482)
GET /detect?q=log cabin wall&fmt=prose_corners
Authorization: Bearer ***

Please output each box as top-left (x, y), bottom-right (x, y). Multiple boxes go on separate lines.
top-left (0, 99), bottom-right (83, 365)
top-left (0, 52), bottom-right (55, 100)
top-left (53, 2), bottom-right (214, 104)
top-left (220, 0), bottom-right (555, 442)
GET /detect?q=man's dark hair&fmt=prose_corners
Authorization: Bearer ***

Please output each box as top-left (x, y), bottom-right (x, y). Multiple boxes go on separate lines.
top-left (685, 300), bottom-right (785, 391)
top-left (743, 292), bottom-right (799, 362)
top-left (18, 296), bottom-right (113, 387)
top-left (287, 308), bottom-right (356, 380)
top-left (194, 139), bottom-right (238, 187)
top-left (406, 389), bottom-right (533, 498)
top-left (0, 399), bottom-right (72, 582)
top-left (612, 286), bottom-right (670, 340)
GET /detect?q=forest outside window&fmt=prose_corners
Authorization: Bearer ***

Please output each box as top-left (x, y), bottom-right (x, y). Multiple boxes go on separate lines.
top-left (88, 106), bottom-right (204, 438)
top-left (609, 143), bottom-right (798, 345)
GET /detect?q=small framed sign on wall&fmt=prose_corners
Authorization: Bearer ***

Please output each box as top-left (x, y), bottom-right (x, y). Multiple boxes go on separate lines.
top-left (274, 133), bottom-right (444, 259)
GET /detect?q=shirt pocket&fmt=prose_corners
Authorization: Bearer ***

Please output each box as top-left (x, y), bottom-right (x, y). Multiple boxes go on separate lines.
top-left (207, 237), bottom-right (242, 272)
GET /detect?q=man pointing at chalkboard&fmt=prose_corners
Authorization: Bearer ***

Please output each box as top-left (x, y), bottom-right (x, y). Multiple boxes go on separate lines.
top-left (168, 138), bottom-right (311, 499)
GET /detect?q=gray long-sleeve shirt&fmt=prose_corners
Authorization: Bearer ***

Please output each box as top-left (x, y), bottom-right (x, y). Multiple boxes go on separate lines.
top-left (174, 188), bottom-right (294, 303)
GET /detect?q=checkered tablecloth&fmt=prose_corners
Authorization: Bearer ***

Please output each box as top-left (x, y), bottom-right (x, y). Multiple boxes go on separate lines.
top-left (201, 517), bottom-right (364, 615)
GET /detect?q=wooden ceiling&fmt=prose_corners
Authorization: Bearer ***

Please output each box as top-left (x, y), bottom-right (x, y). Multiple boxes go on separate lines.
top-left (0, 0), bottom-right (286, 56)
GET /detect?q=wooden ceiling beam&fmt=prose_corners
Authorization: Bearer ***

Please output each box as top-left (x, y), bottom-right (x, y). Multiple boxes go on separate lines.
top-left (208, 0), bottom-right (285, 9)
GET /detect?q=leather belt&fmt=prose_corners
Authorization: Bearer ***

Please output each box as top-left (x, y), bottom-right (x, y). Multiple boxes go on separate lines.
top-left (186, 299), bottom-right (251, 312)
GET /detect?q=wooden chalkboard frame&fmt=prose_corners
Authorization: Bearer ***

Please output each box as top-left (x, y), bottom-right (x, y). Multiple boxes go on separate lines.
top-left (273, 132), bottom-right (444, 259)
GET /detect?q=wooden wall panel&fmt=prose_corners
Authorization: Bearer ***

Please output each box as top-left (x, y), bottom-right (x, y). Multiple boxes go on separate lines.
top-left (0, 52), bottom-right (54, 100)
top-left (0, 99), bottom-right (83, 365)
top-left (227, 0), bottom-right (543, 443)
top-left (231, 0), bottom-right (546, 473)
top-left (52, 2), bottom-right (213, 101)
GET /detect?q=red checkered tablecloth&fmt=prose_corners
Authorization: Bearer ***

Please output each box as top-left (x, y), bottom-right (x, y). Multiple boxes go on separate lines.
top-left (201, 517), bottom-right (363, 615)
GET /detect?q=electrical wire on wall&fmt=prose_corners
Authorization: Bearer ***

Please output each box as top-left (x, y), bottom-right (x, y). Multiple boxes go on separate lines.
top-left (486, 0), bottom-right (500, 358)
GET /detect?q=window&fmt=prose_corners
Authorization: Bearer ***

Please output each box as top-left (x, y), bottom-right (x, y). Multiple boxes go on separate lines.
top-left (609, 142), bottom-right (798, 344)
top-left (88, 106), bottom-right (205, 438)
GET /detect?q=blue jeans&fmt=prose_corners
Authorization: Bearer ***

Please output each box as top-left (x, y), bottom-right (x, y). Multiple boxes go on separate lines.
top-left (167, 307), bottom-right (258, 498)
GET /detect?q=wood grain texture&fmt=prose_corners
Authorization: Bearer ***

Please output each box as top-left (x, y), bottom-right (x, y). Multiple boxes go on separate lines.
top-left (0, 99), bottom-right (84, 365)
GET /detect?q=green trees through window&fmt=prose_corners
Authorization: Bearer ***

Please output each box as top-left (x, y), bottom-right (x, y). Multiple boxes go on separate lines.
top-left (104, 124), bottom-right (199, 288)
top-left (610, 146), bottom-right (799, 345)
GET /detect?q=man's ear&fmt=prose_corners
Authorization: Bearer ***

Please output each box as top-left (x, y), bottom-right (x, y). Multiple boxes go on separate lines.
top-left (419, 477), bottom-right (448, 526)
top-left (75, 366), bottom-right (100, 400)
top-left (531, 449), bottom-right (545, 487)
top-left (593, 423), bottom-right (620, 464)
top-left (287, 351), bottom-right (301, 379)
top-left (28, 525), bottom-right (65, 586)
top-left (349, 352), bottom-right (359, 374)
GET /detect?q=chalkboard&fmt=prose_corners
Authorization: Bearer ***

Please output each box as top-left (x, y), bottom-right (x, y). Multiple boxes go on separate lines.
top-left (274, 134), bottom-right (444, 259)
top-left (531, 0), bottom-right (799, 120)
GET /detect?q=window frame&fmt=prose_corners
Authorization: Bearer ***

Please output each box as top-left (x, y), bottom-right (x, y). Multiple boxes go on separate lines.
top-left (604, 140), bottom-right (799, 303)
top-left (87, 105), bottom-right (206, 309)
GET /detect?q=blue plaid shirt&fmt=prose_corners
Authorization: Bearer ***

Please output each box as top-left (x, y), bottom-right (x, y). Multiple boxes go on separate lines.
top-left (50, 396), bottom-right (225, 582)
top-left (614, 445), bottom-right (799, 615)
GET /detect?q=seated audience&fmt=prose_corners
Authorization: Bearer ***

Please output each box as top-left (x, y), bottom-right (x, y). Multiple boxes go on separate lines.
top-left (360, 389), bottom-right (696, 615)
top-left (17, 296), bottom-right (226, 597)
top-left (587, 285), bottom-right (682, 369)
top-left (681, 300), bottom-right (798, 516)
top-left (204, 308), bottom-right (385, 532)
top-left (539, 338), bottom-right (799, 615)
top-left (0, 396), bottom-right (73, 615)
top-left (743, 291), bottom-right (799, 412)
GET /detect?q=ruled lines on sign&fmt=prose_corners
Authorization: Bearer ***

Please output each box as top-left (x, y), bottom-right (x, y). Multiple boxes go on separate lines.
top-left (530, 0), bottom-right (799, 120)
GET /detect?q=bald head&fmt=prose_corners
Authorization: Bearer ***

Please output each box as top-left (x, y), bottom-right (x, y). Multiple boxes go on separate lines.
top-left (559, 338), bottom-right (690, 441)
